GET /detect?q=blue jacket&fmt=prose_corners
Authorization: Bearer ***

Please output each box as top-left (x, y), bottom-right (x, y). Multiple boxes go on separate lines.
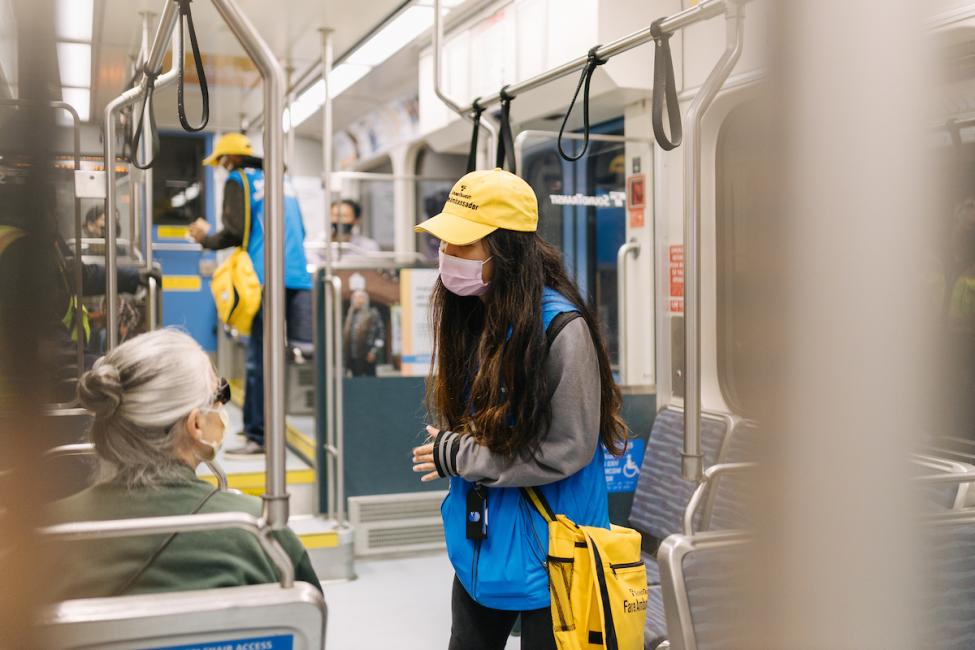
top-left (440, 288), bottom-right (611, 611)
top-left (229, 168), bottom-right (312, 291)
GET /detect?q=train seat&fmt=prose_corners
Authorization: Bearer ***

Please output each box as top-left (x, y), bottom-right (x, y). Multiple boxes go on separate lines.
top-left (645, 584), bottom-right (668, 649)
top-left (630, 408), bottom-right (731, 585)
top-left (657, 530), bottom-right (751, 650)
top-left (703, 422), bottom-right (761, 532)
top-left (922, 515), bottom-right (975, 649)
top-left (38, 581), bottom-right (326, 649)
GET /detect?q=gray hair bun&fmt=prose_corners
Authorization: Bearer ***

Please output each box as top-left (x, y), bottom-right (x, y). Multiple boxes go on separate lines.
top-left (78, 361), bottom-right (123, 419)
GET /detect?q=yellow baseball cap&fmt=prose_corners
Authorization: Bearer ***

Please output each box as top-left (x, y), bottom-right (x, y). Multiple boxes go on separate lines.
top-left (203, 132), bottom-right (256, 166)
top-left (415, 168), bottom-right (538, 246)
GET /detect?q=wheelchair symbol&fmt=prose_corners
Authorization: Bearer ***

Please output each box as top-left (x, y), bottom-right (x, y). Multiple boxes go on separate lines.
top-left (622, 456), bottom-right (640, 479)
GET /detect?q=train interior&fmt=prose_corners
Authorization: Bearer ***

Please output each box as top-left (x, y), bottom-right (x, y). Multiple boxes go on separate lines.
top-left (3, 0), bottom-right (975, 648)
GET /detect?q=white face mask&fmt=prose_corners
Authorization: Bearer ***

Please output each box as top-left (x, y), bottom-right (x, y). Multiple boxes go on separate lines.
top-left (197, 406), bottom-right (229, 455)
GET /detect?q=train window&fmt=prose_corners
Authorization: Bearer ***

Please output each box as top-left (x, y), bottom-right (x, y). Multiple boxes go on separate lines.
top-left (522, 128), bottom-right (627, 367)
top-left (716, 102), bottom-right (775, 416)
top-left (151, 134), bottom-right (207, 226)
top-left (933, 121), bottom-right (975, 439)
top-left (414, 148), bottom-right (466, 261)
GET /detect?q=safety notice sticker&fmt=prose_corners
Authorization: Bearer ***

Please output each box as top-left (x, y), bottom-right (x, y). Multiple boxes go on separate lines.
top-left (150, 634), bottom-right (294, 650)
top-left (669, 245), bottom-right (684, 314)
top-left (604, 439), bottom-right (646, 493)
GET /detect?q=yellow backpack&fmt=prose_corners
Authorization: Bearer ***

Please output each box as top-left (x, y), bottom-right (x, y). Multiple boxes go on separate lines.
top-left (522, 487), bottom-right (648, 650)
top-left (210, 172), bottom-right (262, 336)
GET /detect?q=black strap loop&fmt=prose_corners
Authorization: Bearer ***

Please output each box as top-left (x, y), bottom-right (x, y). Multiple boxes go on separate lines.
top-left (650, 19), bottom-right (682, 151)
top-left (129, 68), bottom-right (160, 171)
top-left (176, 0), bottom-right (210, 132)
top-left (557, 45), bottom-right (607, 162)
top-left (466, 98), bottom-right (485, 173)
top-left (495, 85), bottom-right (517, 174)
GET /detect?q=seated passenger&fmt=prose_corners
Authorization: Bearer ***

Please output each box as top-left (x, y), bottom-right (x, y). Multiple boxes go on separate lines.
top-left (48, 328), bottom-right (321, 599)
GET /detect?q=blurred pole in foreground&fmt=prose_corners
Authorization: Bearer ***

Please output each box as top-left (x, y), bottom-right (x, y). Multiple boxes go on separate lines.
top-left (757, 0), bottom-right (931, 647)
top-left (0, 0), bottom-right (61, 646)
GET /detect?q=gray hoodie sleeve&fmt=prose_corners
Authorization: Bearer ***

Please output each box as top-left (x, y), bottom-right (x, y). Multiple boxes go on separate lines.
top-left (432, 317), bottom-right (601, 487)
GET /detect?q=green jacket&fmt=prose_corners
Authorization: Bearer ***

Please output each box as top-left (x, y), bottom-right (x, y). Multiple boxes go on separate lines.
top-left (48, 466), bottom-right (322, 600)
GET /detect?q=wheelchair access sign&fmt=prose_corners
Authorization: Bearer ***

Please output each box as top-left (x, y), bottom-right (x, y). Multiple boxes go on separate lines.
top-left (151, 634), bottom-right (293, 650)
top-left (603, 439), bottom-right (645, 493)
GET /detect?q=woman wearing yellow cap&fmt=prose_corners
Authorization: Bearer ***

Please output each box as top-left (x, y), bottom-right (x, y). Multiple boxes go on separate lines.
top-left (189, 133), bottom-right (313, 458)
top-left (412, 168), bottom-right (627, 649)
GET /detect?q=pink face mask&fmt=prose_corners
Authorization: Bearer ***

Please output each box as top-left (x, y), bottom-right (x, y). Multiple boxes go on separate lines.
top-left (439, 249), bottom-right (492, 296)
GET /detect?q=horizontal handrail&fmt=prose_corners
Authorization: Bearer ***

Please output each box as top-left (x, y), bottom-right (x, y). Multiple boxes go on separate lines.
top-left (683, 462), bottom-right (757, 535)
top-left (39, 511), bottom-right (294, 587)
top-left (43, 443), bottom-right (230, 493)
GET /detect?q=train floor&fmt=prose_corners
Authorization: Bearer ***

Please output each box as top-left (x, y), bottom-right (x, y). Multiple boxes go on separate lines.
top-left (325, 551), bottom-right (520, 650)
top-left (206, 406), bottom-right (520, 648)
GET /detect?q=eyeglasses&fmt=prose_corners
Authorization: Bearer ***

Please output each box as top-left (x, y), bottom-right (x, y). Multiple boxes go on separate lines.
top-left (213, 377), bottom-right (231, 406)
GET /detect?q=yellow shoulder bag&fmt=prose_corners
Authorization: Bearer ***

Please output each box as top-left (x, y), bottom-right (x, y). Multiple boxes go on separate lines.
top-left (210, 171), bottom-right (262, 336)
top-left (522, 487), bottom-right (648, 650)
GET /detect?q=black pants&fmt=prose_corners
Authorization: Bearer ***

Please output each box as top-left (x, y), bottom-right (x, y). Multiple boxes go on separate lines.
top-left (243, 289), bottom-right (313, 445)
top-left (449, 576), bottom-right (556, 650)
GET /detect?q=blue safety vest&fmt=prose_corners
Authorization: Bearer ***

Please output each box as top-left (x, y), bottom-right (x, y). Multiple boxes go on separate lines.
top-left (441, 288), bottom-right (611, 611)
top-left (229, 168), bottom-right (312, 291)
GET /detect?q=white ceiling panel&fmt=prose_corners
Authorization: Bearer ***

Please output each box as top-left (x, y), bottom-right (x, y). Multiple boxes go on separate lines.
top-left (91, 0), bottom-right (409, 130)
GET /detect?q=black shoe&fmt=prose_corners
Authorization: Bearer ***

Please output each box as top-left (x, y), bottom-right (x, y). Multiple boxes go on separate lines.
top-left (223, 440), bottom-right (265, 459)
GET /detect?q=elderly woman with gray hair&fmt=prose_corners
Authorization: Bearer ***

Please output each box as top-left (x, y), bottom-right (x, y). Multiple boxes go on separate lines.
top-left (49, 328), bottom-right (321, 599)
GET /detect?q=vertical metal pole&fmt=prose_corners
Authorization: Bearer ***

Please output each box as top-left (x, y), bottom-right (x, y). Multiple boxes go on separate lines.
top-left (105, 0), bottom-right (179, 349)
top-left (286, 62), bottom-right (296, 171)
top-left (210, 0), bottom-right (289, 530)
top-left (320, 28), bottom-right (337, 522)
top-left (616, 240), bottom-right (639, 386)
top-left (681, 4), bottom-right (745, 481)
top-left (331, 275), bottom-right (345, 525)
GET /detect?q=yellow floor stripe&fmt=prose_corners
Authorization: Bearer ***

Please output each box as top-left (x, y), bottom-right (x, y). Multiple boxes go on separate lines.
top-left (200, 468), bottom-right (316, 492)
top-left (299, 532), bottom-right (340, 549)
top-left (228, 378), bottom-right (317, 466)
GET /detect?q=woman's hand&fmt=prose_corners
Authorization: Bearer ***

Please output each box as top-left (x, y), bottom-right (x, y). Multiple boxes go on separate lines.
top-left (188, 218), bottom-right (210, 243)
top-left (412, 425), bottom-right (441, 482)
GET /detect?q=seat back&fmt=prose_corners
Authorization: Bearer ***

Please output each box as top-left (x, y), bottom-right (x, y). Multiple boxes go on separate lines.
top-left (922, 514), bottom-right (975, 649)
top-left (657, 531), bottom-right (750, 650)
top-left (630, 407), bottom-right (730, 540)
top-left (703, 421), bottom-right (760, 531)
top-left (39, 582), bottom-right (326, 649)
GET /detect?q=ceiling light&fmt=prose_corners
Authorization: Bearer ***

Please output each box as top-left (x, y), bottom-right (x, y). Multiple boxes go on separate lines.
top-left (346, 6), bottom-right (433, 66)
top-left (61, 87), bottom-right (90, 122)
top-left (57, 42), bottom-right (91, 88)
top-left (56, 0), bottom-right (94, 42)
top-left (285, 63), bottom-right (372, 132)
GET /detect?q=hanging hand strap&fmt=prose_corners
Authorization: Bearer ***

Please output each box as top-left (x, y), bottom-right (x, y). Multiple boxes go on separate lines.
top-left (129, 69), bottom-right (160, 171)
top-left (521, 487), bottom-right (557, 523)
top-left (495, 85), bottom-right (517, 174)
top-left (557, 45), bottom-right (607, 162)
top-left (466, 98), bottom-right (485, 173)
top-left (650, 18), bottom-right (682, 151)
top-left (176, 0), bottom-right (210, 132)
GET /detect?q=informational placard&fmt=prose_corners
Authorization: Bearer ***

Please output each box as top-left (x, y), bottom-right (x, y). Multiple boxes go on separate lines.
top-left (669, 244), bottom-right (684, 314)
top-left (604, 439), bottom-right (646, 493)
top-left (150, 633), bottom-right (294, 650)
top-left (399, 268), bottom-right (439, 376)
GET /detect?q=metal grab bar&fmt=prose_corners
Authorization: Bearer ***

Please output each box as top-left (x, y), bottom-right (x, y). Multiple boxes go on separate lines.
top-left (210, 0), bottom-right (289, 532)
top-left (435, 0), bottom-right (736, 116)
top-left (331, 275), bottom-right (345, 526)
top-left (39, 512), bottom-right (295, 588)
top-left (43, 442), bottom-right (230, 492)
top-left (433, 0), bottom-right (499, 162)
top-left (104, 1), bottom-right (180, 349)
top-left (683, 462), bottom-right (757, 535)
top-left (682, 2), bottom-right (747, 482)
top-left (616, 241), bottom-right (640, 386)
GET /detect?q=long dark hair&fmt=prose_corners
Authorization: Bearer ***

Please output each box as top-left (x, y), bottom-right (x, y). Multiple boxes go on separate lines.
top-left (426, 230), bottom-right (627, 459)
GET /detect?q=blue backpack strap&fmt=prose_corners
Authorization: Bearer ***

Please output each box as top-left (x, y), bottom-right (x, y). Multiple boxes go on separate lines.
top-left (542, 287), bottom-right (581, 348)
